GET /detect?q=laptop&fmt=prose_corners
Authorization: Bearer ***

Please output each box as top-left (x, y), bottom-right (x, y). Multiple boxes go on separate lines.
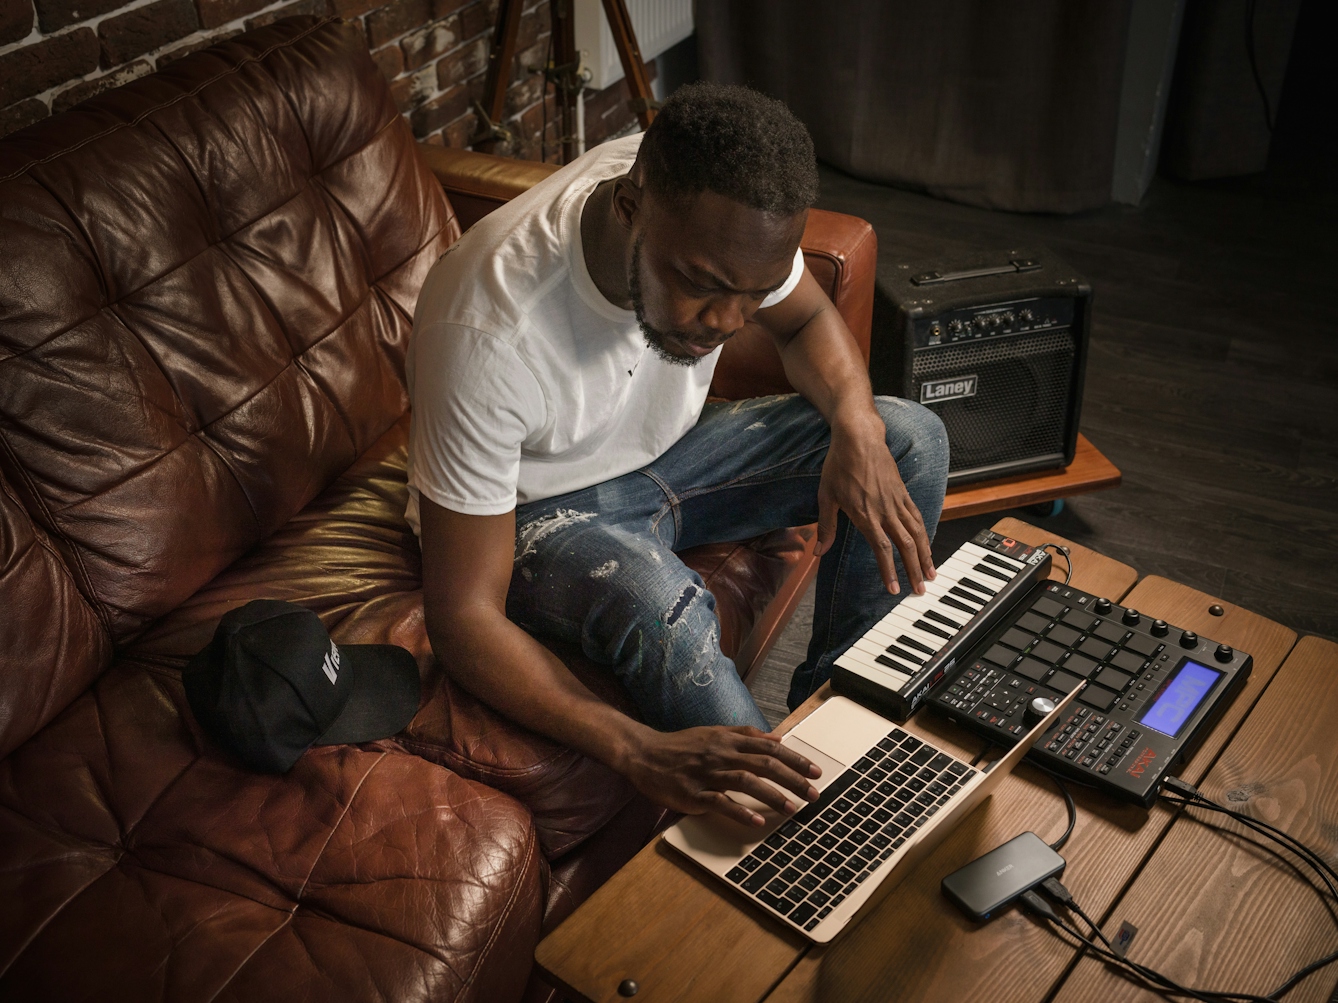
top-left (662, 682), bottom-right (1082, 942)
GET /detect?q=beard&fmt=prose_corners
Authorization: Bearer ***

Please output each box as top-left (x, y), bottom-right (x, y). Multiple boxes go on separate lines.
top-left (629, 234), bottom-right (701, 368)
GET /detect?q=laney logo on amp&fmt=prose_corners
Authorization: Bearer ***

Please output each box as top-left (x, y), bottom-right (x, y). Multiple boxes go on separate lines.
top-left (920, 375), bottom-right (979, 404)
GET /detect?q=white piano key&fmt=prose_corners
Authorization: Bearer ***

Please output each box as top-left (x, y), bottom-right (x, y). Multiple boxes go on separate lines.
top-left (879, 610), bottom-right (954, 653)
top-left (839, 645), bottom-right (910, 683)
top-left (962, 542), bottom-right (1024, 571)
top-left (836, 652), bottom-right (910, 690)
top-left (936, 555), bottom-right (979, 579)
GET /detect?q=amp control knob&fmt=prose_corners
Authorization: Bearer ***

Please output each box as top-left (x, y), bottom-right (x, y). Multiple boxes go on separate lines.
top-left (1019, 308), bottom-right (1034, 322)
top-left (1025, 695), bottom-right (1057, 725)
top-left (1093, 598), bottom-right (1112, 614)
top-left (948, 319), bottom-right (964, 334)
top-left (1123, 608), bottom-right (1141, 626)
top-left (1180, 630), bottom-right (1199, 649)
top-left (1215, 643), bottom-right (1234, 663)
top-left (1151, 619), bottom-right (1169, 637)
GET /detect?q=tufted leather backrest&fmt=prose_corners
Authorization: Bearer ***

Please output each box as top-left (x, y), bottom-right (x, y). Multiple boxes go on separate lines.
top-left (0, 17), bottom-right (458, 644)
top-left (0, 468), bottom-right (114, 758)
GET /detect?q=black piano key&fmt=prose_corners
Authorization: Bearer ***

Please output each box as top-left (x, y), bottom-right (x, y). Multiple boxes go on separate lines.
top-left (958, 576), bottom-right (998, 597)
top-left (983, 554), bottom-right (1019, 572)
top-left (877, 653), bottom-right (918, 673)
top-left (883, 643), bottom-right (926, 666)
top-left (898, 635), bottom-right (938, 657)
top-left (923, 609), bottom-right (963, 631)
top-left (949, 586), bottom-right (986, 607)
top-left (973, 562), bottom-right (1012, 582)
top-left (941, 595), bottom-right (978, 615)
top-left (914, 619), bottom-right (953, 640)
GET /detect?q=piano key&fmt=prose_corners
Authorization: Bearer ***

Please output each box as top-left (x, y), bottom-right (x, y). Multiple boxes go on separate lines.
top-left (913, 618), bottom-right (953, 641)
top-left (837, 652), bottom-right (910, 690)
top-left (923, 608), bottom-right (964, 631)
top-left (935, 555), bottom-right (980, 579)
top-left (877, 651), bottom-right (921, 674)
top-left (882, 642), bottom-right (926, 667)
top-left (972, 562), bottom-right (1012, 583)
top-left (961, 542), bottom-right (1024, 570)
top-left (882, 616), bottom-right (955, 654)
top-left (958, 576), bottom-right (998, 597)
top-left (940, 594), bottom-right (979, 616)
top-left (897, 635), bottom-right (938, 658)
top-left (877, 609), bottom-right (953, 649)
top-left (948, 586), bottom-right (987, 608)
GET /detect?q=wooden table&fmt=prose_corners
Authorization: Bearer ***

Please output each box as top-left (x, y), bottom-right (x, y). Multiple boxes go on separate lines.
top-left (534, 519), bottom-right (1335, 1003)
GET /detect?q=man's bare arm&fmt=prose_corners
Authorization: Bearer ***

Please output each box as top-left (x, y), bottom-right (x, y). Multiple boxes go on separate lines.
top-left (418, 497), bottom-right (820, 825)
top-left (754, 267), bottom-right (936, 593)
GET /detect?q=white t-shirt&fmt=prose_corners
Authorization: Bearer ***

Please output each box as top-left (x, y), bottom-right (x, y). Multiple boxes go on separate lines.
top-left (405, 134), bottom-right (804, 533)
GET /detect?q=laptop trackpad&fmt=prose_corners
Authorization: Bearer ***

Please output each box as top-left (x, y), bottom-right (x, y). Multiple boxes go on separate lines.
top-left (722, 736), bottom-right (849, 819)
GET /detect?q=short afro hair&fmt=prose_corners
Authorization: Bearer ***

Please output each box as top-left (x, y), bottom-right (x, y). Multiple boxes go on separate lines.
top-left (637, 82), bottom-right (818, 217)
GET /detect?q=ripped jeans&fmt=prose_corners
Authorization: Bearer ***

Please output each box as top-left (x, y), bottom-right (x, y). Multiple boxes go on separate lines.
top-left (507, 394), bottom-right (949, 732)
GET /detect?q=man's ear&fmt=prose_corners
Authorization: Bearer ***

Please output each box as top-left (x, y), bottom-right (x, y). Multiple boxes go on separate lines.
top-left (611, 175), bottom-right (642, 231)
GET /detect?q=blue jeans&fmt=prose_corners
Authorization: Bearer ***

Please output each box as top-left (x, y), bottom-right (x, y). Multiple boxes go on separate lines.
top-left (507, 394), bottom-right (949, 732)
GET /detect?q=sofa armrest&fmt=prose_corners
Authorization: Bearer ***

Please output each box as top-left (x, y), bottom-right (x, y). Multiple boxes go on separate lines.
top-left (418, 144), bottom-right (560, 232)
top-left (710, 209), bottom-right (878, 400)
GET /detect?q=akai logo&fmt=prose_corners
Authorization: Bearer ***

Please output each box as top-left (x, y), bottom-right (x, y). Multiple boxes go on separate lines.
top-left (1126, 747), bottom-right (1157, 777)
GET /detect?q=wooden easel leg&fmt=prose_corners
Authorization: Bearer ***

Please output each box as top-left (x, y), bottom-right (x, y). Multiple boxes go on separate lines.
top-left (599, 0), bottom-right (658, 129)
top-left (472, 0), bottom-right (524, 153)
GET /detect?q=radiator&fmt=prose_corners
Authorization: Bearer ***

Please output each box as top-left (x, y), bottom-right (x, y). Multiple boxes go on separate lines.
top-left (573, 0), bottom-right (693, 91)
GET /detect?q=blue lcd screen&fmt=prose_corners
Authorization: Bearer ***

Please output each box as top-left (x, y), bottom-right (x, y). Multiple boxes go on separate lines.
top-left (1136, 659), bottom-right (1223, 738)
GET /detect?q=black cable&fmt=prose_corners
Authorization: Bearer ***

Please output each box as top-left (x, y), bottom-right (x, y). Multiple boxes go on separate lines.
top-left (1161, 779), bottom-right (1338, 903)
top-left (1244, 0), bottom-right (1275, 132)
top-left (1040, 768), bottom-right (1076, 851)
top-left (1021, 890), bottom-right (1273, 1003)
top-left (1026, 780), bottom-right (1338, 1002)
top-left (1161, 793), bottom-right (1338, 905)
top-left (1040, 542), bottom-right (1072, 585)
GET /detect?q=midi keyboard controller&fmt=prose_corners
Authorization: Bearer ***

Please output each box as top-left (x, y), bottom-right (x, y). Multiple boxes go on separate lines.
top-left (831, 530), bottom-right (1253, 807)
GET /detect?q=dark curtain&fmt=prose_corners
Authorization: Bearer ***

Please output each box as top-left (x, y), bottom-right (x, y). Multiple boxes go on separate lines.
top-left (696, 1), bottom-right (1133, 213)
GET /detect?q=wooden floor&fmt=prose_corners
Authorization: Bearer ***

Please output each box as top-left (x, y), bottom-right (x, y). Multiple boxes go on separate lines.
top-left (751, 162), bottom-right (1337, 727)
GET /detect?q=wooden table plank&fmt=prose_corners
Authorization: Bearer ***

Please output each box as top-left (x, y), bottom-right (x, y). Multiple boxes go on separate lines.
top-left (1051, 635), bottom-right (1338, 1003)
top-left (764, 577), bottom-right (1295, 1003)
top-left (942, 435), bottom-right (1121, 522)
top-left (534, 521), bottom-right (1136, 1003)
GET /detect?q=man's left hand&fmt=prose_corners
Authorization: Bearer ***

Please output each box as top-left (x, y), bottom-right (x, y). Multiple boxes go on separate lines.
top-left (815, 405), bottom-right (936, 594)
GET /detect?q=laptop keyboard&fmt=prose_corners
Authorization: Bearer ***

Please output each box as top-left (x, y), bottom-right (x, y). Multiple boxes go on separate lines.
top-left (724, 727), bottom-right (976, 932)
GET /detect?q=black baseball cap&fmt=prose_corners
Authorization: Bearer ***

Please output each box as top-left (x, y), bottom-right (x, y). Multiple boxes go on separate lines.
top-left (184, 599), bottom-right (421, 774)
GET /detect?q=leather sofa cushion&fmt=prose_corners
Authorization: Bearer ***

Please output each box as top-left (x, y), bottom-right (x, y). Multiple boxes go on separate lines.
top-left (125, 414), bottom-right (806, 859)
top-left (0, 654), bottom-right (544, 1003)
top-left (0, 469), bottom-right (113, 758)
top-left (0, 17), bottom-right (456, 645)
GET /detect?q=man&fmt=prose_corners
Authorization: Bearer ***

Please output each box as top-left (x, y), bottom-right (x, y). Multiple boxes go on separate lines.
top-left (408, 83), bottom-right (948, 828)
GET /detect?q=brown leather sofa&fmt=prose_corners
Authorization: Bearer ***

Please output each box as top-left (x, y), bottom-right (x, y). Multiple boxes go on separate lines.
top-left (0, 17), bottom-right (875, 1002)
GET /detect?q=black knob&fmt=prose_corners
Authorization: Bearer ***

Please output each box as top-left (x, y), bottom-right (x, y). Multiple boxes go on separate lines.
top-left (1123, 608), bottom-right (1141, 626)
top-left (1180, 630), bottom-right (1199, 649)
top-left (1020, 308), bottom-right (1034, 322)
top-left (1093, 598), bottom-right (1112, 614)
top-left (1025, 695), bottom-right (1057, 725)
top-left (1215, 643), bottom-right (1234, 663)
top-left (1151, 620), bottom-right (1169, 637)
top-left (618, 979), bottom-right (640, 997)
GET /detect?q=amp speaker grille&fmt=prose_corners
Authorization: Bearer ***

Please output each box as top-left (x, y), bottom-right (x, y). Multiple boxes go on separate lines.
top-left (912, 329), bottom-right (1076, 475)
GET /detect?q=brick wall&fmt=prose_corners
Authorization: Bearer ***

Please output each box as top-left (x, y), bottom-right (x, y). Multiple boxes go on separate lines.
top-left (0, 0), bottom-right (654, 160)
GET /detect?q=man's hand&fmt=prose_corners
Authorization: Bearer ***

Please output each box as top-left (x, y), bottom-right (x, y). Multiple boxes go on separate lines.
top-left (619, 724), bottom-right (821, 827)
top-left (420, 498), bottom-right (821, 828)
top-left (756, 266), bottom-right (937, 596)
top-left (815, 405), bottom-right (936, 595)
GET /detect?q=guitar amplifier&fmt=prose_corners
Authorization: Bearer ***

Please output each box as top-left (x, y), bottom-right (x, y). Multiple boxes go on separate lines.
top-left (870, 250), bottom-right (1092, 486)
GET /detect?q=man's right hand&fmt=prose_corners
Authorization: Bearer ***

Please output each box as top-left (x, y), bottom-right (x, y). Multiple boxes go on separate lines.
top-left (618, 724), bottom-right (821, 827)
top-left (419, 497), bottom-right (821, 829)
